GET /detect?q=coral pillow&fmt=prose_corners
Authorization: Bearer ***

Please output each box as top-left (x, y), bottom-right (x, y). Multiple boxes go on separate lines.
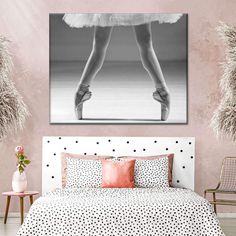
top-left (101, 159), bottom-right (135, 188)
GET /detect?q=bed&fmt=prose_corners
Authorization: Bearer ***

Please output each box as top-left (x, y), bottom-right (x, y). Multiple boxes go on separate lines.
top-left (17, 137), bottom-right (225, 236)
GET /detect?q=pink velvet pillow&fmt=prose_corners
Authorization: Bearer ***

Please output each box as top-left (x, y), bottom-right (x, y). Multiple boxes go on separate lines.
top-left (101, 159), bottom-right (135, 188)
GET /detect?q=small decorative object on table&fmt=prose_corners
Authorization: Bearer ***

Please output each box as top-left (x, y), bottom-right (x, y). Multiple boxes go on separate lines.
top-left (12, 146), bottom-right (31, 193)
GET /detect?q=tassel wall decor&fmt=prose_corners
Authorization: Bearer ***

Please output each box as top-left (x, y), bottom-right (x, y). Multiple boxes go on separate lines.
top-left (0, 36), bottom-right (29, 140)
top-left (211, 22), bottom-right (236, 141)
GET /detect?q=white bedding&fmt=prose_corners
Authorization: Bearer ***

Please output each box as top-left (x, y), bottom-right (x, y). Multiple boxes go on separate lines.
top-left (17, 188), bottom-right (224, 236)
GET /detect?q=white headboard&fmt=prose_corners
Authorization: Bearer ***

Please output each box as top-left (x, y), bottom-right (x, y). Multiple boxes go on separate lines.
top-left (42, 136), bottom-right (195, 193)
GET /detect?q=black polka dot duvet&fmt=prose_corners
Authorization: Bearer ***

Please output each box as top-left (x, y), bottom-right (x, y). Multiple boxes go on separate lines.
top-left (17, 187), bottom-right (225, 236)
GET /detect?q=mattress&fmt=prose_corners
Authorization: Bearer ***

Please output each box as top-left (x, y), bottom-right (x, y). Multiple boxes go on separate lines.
top-left (17, 187), bottom-right (224, 236)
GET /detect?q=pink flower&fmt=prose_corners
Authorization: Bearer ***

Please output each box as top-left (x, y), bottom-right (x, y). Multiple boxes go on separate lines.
top-left (15, 146), bottom-right (24, 154)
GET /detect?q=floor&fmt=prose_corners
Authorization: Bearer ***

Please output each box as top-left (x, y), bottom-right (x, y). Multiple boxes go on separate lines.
top-left (50, 61), bottom-right (187, 123)
top-left (0, 217), bottom-right (235, 236)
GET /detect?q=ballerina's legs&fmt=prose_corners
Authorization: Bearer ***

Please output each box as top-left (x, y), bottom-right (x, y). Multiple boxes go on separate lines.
top-left (74, 23), bottom-right (170, 121)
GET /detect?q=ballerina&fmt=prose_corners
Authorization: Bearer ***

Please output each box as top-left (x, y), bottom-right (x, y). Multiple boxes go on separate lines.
top-left (63, 13), bottom-right (182, 121)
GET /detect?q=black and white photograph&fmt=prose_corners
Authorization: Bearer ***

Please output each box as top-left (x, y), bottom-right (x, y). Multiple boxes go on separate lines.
top-left (50, 13), bottom-right (188, 124)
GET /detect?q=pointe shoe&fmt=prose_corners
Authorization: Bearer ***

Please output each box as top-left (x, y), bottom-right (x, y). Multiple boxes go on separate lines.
top-left (74, 86), bottom-right (92, 120)
top-left (153, 88), bottom-right (170, 121)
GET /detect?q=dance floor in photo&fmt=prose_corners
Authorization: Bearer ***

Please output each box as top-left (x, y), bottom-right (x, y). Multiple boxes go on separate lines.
top-left (50, 61), bottom-right (187, 123)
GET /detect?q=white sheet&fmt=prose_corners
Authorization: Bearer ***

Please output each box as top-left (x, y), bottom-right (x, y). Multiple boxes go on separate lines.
top-left (17, 187), bottom-right (224, 236)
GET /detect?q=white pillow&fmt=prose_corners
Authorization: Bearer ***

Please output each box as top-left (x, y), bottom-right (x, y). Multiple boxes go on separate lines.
top-left (66, 157), bottom-right (102, 188)
top-left (134, 157), bottom-right (169, 188)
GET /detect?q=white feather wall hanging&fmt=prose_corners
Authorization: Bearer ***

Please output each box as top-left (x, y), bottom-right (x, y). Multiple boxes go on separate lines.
top-left (211, 22), bottom-right (236, 141)
top-left (0, 36), bottom-right (29, 140)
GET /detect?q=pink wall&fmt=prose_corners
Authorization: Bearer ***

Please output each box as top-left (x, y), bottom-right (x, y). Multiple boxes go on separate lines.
top-left (1, 0), bottom-right (236, 213)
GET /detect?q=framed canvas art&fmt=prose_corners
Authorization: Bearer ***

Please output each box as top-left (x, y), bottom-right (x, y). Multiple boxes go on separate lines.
top-left (50, 13), bottom-right (188, 124)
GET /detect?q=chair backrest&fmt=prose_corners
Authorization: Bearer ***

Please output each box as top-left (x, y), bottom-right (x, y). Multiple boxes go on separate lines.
top-left (218, 157), bottom-right (236, 191)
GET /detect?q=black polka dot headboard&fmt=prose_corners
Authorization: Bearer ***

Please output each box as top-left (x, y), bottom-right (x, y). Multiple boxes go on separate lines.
top-left (42, 136), bottom-right (195, 193)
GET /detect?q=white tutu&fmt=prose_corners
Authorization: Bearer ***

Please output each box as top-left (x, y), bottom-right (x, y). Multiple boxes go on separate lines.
top-left (63, 13), bottom-right (183, 28)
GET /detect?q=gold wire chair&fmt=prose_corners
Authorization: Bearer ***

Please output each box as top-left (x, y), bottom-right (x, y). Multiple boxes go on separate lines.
top-left (204, 157), bottom-right (236, 213)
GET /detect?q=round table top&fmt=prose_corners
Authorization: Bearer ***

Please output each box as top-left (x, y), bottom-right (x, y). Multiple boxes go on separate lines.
top-left (2, 191), bottom-right (39, 196)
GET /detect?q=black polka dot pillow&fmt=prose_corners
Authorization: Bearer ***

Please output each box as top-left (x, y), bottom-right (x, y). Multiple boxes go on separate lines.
top-left (66, 157), bottom-right (102, 188)
top-left (119, 154), bottom-right (174, 186)
top-left (61, 152), bottom-right (113, 188)
top-left (134, 157), bottom-right (169, 188)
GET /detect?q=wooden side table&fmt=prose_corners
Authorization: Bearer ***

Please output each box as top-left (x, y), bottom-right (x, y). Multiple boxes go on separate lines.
top-left (2, 191), bottom-right (39, 225)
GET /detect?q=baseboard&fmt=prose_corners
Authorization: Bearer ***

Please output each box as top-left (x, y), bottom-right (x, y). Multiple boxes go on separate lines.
top-left (0, 212), bottom-right (28, 218)
top-left (217, 213), bottom-right (236, 218)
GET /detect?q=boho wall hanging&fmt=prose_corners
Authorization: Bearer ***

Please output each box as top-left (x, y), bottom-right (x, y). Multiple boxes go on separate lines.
top-left (211, 22), bottom-right (236, 141)
top-left (0, 36), bottom-right (29, 139)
